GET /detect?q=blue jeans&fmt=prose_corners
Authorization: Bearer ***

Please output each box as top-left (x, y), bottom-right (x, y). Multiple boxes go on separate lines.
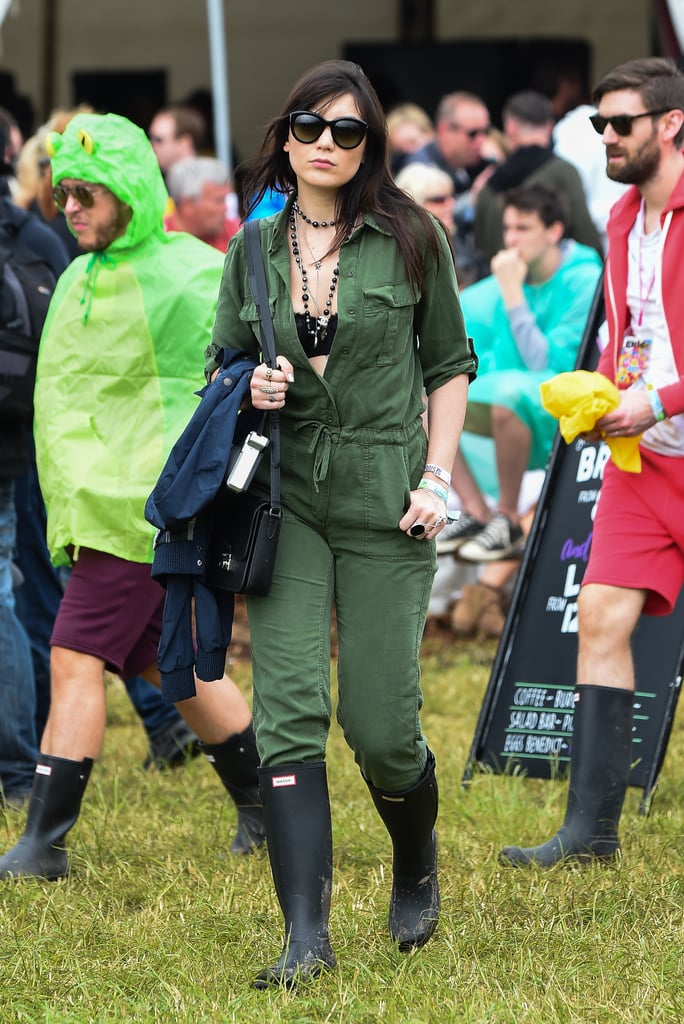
top-left (0, 477), bottom-right (38, 799)
top-left (14, 465), bottom-right (62, 740)
top-left (123, 675), bottom-right (179, 738)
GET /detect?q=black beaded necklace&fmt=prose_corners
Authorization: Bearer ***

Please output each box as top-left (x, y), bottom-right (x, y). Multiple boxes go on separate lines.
top-left (293, 199), bottom-right (336, 228)
top-left (290, 208), bottom-right (339, 350)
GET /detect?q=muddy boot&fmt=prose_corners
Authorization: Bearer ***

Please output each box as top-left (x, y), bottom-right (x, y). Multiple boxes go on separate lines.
top-left (365, 750), bottom-right (440, 951)
top-left (202, 722), bottom-right (265, 855)
top-left (0, 754), bottom-right (93, 881)
top-left (499, 685), bottom-right (633, 867)
top-left (254, 762), bottom-right (336, 990)
top-left (478, 584), bottom-right (508, 638)
top-left (450, 583), bottom-right (489, 637)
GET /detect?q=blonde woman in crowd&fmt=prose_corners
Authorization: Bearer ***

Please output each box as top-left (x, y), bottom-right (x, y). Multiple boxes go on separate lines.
top-left (395, 160), bottom-right (487, 288)
top-left (386, 102), bottom-right (435, 174)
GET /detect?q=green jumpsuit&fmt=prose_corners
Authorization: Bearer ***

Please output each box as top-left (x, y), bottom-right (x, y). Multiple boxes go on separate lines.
top-left (209, 198), bottom-right (476, 789)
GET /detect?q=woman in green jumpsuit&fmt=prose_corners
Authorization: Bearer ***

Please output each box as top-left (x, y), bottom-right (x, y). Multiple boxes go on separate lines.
top-left (209, 60), bottom-right (477, 988)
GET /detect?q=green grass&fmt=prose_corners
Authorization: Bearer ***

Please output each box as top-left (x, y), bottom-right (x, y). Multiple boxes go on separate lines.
top-left (1, 633), bottom-right (683, 1023)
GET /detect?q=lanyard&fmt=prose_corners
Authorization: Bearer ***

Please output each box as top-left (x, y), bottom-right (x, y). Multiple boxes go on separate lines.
top-left (636, 200), bottom-right (657, 328)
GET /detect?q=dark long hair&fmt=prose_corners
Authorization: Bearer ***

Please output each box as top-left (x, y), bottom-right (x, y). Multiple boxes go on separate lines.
top-left (240, 60), bottom-right (445, 291)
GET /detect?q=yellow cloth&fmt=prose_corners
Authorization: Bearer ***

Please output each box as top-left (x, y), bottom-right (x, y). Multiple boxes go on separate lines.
top-left (539, 370), bottom-right (642, 473)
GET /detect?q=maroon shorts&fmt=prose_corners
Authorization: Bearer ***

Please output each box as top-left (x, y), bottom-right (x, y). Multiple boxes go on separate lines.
top-left (51, 548), bottom-right (165, 678)
top-left (583, 447), bottom-right (684, 615)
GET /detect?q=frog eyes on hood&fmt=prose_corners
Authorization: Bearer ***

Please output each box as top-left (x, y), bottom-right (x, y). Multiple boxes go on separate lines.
top-left (77, 129), bottom-right (96, 155)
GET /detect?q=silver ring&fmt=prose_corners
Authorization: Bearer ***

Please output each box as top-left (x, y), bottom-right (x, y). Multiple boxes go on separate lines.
top-left (259, 384), bottom-right (278, 395)
top-left (265, 367), bottom-right (273, 381)
top-left (268, 396), bottom-right (276, 403)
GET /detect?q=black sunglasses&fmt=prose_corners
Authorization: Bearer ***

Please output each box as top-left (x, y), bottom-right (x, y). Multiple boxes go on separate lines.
top-left (448, 123), bottom-right (490, 140)
top-left (52, 183), bottom-right (108, 209)
top-left (589, 108), bottom-right (670, 137)
top-left (289, 111), bottom-right (368, 150)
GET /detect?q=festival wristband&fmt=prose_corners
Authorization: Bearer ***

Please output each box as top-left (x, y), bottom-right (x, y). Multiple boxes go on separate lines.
top-left (417, 479), bottom-right (448, 503)
top-left (423, 463), bottom-right (451, 487)
top-left (646, 384), bottom-right (666, 422)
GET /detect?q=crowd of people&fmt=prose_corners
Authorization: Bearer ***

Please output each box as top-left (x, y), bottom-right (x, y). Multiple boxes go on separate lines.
top-left (0, 53), bottom-right (682, 992)
top-left (387, 77), bottom-right (614, 634)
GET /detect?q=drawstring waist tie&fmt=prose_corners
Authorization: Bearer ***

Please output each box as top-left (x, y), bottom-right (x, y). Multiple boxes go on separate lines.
top-left (292, 420), bottom-right (422, 492)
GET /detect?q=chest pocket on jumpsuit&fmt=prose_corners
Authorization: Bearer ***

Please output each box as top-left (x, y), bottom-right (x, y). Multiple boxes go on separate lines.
top-left (355, 283), bottom-right (416, 367)
top-left (238, 294), bottom-right (279, 351)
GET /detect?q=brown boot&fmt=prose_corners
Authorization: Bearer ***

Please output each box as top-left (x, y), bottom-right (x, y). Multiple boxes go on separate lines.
top-left (478, 584), bottom-right (507, 638)
top-left (450, 583), bottom-right (488, 636)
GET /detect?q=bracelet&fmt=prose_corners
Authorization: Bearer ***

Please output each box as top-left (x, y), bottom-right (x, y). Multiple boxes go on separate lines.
top-left (646, 384), bottom-right (666, 422)
top-left (418, 479), bottom-right (448, 503)
top-left (423, 463), bottom-right (451, 487)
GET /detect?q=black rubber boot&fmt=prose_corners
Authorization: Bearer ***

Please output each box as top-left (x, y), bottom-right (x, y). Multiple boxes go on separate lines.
top-left (365, 750), bottom-right (440, 951)
top-left (0, 754), bottom-right (93, 881)
top-left (202, 722), bottom-right (266, 855)
top-left (254, 761), bottom-right (336, 990)
top-left (499, 685), bottom-right (633, 867)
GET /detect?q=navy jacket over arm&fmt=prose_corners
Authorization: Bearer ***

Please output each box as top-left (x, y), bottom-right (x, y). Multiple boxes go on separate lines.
top-left (145, 349), bottom-right (258, 702)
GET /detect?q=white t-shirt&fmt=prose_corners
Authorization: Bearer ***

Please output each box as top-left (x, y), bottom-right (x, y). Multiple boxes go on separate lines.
top-left (622, 203), bottom-right (684, 456)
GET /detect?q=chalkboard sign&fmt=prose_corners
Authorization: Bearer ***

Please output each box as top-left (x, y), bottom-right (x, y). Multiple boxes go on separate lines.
top-left (463, 279), bottom-right (684, 811)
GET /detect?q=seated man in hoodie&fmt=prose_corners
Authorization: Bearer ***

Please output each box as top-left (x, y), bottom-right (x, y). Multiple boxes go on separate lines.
top-left (441, 183), bottom-right (603, 561)
top-left (0, 113), bottom-right (264, 883)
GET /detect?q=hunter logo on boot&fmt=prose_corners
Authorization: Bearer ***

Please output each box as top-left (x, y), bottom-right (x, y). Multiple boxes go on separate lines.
top-left (272, 774), bottom-right (297, 788)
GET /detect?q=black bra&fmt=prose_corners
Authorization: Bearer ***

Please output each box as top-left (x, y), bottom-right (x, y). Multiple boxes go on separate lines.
top-left (294, 312), bottom-right (338, 357)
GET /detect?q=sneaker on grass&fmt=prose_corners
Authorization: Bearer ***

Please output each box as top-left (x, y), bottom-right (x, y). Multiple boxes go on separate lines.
top-left (435, 512), bottom-right (487, 555)
top-left (457, 512), bottom-right (524, 562)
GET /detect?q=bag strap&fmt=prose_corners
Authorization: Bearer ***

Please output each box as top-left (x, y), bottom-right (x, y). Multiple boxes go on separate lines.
top-left (244, 219), bottom-right (277, 367)
top-left (244, 219), bottom-right (281, 513)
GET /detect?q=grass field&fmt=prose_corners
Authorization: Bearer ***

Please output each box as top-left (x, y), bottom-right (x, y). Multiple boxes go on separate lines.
top-left (1, 628), bottom-right (683, 1024)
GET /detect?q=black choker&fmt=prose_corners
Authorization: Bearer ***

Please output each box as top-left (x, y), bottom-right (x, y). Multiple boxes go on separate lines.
top-left (293, 199), bottom-right (336, 228)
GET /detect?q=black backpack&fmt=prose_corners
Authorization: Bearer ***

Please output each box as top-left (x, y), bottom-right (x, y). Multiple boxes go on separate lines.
top-left (0, 206), bottom-right (57, 423)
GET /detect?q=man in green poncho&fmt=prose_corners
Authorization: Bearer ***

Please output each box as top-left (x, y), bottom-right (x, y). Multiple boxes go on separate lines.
top-left (0, 113), bottom-right (264, 882)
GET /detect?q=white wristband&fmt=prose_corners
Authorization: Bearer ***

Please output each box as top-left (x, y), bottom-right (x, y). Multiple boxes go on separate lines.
top-left (423, 463), bottom-right (451, 487)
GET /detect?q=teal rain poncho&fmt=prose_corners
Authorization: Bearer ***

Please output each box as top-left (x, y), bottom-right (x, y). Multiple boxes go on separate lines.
top-left (35, 112), bottom-right (225, 564)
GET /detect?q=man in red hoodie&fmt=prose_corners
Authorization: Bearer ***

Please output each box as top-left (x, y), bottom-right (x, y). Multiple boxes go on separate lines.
top-left (500, 57), bottom-right (684, 867)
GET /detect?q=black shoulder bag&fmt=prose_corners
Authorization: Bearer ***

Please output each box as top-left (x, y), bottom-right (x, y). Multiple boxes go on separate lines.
top-left (205, 220), bottom-right (282, 596)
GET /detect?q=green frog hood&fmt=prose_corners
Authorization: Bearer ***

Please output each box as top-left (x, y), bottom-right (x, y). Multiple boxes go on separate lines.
top-left (48, 111), bottom-right (168, 250)
top-left (36, 112), bottom-right (225, 566)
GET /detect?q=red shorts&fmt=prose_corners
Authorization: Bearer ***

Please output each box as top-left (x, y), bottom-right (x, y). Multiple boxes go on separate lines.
top-left (583, 447), bottom-right (684, 615)
top-left (51, 549), bottom-right (165, 678)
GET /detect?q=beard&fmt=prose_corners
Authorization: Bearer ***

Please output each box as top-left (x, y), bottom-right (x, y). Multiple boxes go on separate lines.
top-left (77, 201), bottom-right (133, 252)
top-left (606, 132), bottom-right (661, 185)
top-left (93, 203), bottom-right (133, 250)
